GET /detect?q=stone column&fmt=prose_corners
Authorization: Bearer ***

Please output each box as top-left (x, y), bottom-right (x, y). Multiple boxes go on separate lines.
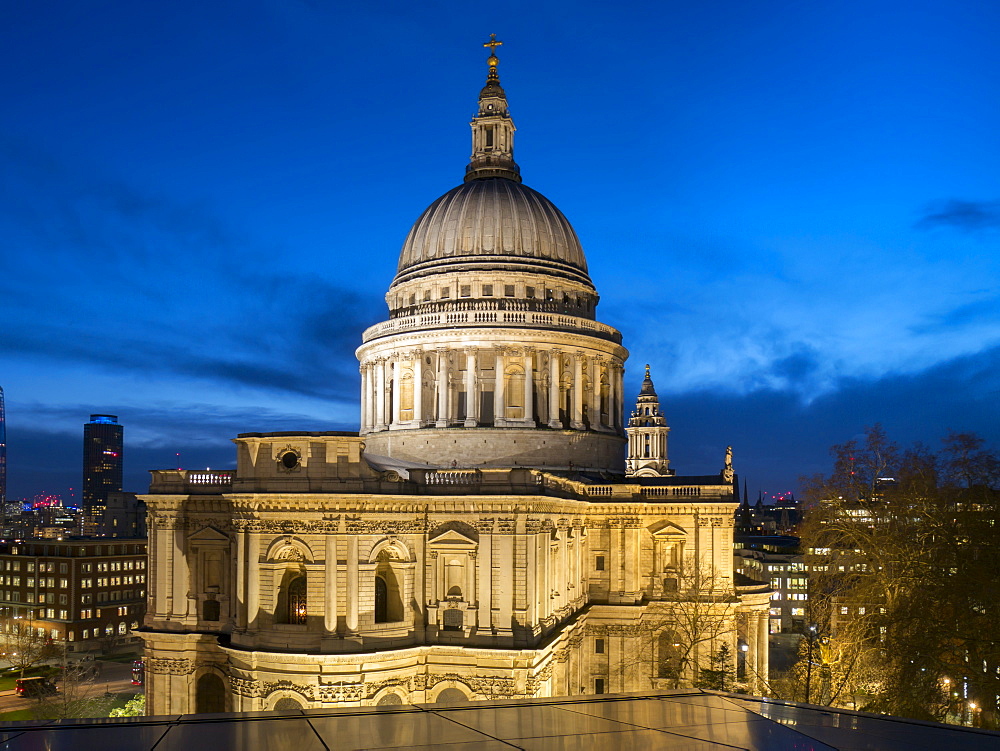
top-left (523, 348), bottom-right (534, 423)
top-left (609, 362), bottom-right (620, 432)
top-left (391, 356), bottom-right (401, 427)
top-left (757, 611), bottom-right (769, 691)
top-left (359, 364), bottom-right (369, 432)
top-left (374, 359), bottom-right (387, 430)
top-left (571, 354), bottom-right (585, 430)
top-left (247, 533), bottom-right (260, 630)
top-left (435, 349), bottom-right (449, 427)
top-left (347, 536), bottom-right (359, 632)
top-left (234, 528), bottom-right (246, 630)
top-left (548, 350), bottom-right (562, 429)
top-left (464, 348), bottom-right (478, 427)
top-left (365, 364), bottom-right (375, 432)
top-left (494, 347), bottom-right (506, 425)
top-left (412, 351), bottom-right (423, 426)
top-left (467, 551), bottom-right (477, 607)
top-left (589, 358), bottom-right (601, 430)
top-left (171, 526), bottom-right (189, 621)
top-left (154, 523), bottom-right (170, 618)
top-left (324, 536), bottom-right (337, 634)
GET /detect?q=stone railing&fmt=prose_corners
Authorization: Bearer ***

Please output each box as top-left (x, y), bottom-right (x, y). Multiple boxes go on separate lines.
top-left (362, 309), bottom-right (622, 344)
top-left (148, 469), bottom-right (234, 494)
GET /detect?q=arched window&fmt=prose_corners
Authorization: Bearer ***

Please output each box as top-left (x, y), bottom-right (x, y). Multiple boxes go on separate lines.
top-left (374, 550), bottom-right (404, 622)
top-left (435, 688), bottom-right (469, 705)
top-left (658, 631), bottom-right (683, 680)
top-left (375, 576), bottom-right (388, 623)
top-left (445, 558), bottom-right (464, 598)
top-left (196, 673), bottom-right (227, 714)
top-left (277, 572), bottom-right (307, 625)
top-left (504, 366), bottom-right (525, 419)
top-left (273, 696), bottom-right (304, 711)
top-left (377, 693), bottom-right (403, 706)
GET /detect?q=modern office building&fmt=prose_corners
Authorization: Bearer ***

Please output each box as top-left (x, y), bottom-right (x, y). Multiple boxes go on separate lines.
top-left (82, 414), bottom-right (123, 534)
top-left (0, 538), bottom-right (147, 651)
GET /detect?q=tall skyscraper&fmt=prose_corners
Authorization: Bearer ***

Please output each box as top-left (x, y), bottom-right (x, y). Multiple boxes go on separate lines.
top-left (0, 387), bottom-right (6, 510)
top-left (82, 414), bottom-right (123, 533)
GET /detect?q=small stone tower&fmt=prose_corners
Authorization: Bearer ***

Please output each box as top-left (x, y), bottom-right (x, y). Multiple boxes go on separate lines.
top-left (625, 365), bottom-right (673, 477)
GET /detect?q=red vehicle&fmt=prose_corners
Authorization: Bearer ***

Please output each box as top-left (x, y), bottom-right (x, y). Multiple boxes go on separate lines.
top-left (131, 659), bottom-right (144, 685)
top-left (15, 676), bottom-right (57, 697)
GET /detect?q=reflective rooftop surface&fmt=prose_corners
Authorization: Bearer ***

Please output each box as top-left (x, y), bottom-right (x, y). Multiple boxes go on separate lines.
top-left (1, 691), bottom-right (998, 750)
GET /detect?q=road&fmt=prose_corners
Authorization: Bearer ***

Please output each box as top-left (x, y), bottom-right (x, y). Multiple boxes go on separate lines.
top-left (0, 660), bottom-right (141, 714)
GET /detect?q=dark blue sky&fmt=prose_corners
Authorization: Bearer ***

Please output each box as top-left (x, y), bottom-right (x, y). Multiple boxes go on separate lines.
top-left (2, 1), bottom-right (998, 501)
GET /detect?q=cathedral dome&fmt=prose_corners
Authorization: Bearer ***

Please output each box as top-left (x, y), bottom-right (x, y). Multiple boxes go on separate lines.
top-left (394, 178), bottom-right (590, 283)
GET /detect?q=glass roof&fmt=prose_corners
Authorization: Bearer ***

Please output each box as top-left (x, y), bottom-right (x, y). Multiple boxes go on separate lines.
top-left (1, 690), bottom-right (997, 750)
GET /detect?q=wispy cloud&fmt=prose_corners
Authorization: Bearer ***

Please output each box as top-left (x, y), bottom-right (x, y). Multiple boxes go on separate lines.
top-left (916, 199), bottom-right (1000, 232)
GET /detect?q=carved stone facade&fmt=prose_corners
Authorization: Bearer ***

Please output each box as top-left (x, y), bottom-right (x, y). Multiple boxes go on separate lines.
top-left (139, 42), bottom-right (770, 715)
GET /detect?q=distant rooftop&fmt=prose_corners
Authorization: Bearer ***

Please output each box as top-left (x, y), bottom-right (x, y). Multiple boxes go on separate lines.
top-left (0, 690), bottom-right (995, 750)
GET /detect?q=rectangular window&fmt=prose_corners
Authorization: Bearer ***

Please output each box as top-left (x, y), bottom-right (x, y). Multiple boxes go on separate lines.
top-left (594, 678), bottom-right (605, 695)
top-left (595, 638), bottom-right (605, 654)
top-left (526, 286), bottom-right (535, 299)
top-left (58, 610), bottom-right (67, 620)
top-left (460, 285), bottom-right (471, 298)
top-left (504, 284), bottom-right (515, 297)
top-left (840, 606), bottom-right (848, 615)
top-left (60, 579), bottom-right (68, 588)
top-left (46, 608), bottom-right (55, 619)
top-left (59, 564), bottom-right (67, 574)
top-left (482, 284), bottom-right (493, 296)
top-left (595, 555), bottom-right (605, 571)
top-left (440, 287), bottom-right (450, 299)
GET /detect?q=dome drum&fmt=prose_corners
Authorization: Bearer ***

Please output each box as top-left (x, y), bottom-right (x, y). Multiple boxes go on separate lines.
top-left (357, 42), bottom-right (629, 473)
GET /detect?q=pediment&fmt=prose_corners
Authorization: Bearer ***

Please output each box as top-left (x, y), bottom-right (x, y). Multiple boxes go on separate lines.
top-left (427, 528), bottom-right (478, 547)
top-left (188, 526), bottom-right (229, 544)
top-left (648, 520), bottom-right (687, 537)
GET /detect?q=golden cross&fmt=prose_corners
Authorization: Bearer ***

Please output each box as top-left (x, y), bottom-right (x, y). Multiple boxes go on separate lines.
top-left (483, 33), bottom-right (503, 55)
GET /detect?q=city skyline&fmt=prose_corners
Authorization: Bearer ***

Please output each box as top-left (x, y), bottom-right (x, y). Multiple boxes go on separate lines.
top-left (2, 1), bottom-right (998, 499)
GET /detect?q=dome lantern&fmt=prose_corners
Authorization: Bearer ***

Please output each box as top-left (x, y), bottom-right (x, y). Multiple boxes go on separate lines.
top-left (465, 34), bottom-right (521, 184)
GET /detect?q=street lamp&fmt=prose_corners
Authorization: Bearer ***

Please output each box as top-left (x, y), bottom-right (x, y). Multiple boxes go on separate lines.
top-left (804, 624), bottom-right (818, 704)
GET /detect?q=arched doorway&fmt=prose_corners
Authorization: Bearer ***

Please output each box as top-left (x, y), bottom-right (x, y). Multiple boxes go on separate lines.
top-left (195, 672), bottom-right (227, 714)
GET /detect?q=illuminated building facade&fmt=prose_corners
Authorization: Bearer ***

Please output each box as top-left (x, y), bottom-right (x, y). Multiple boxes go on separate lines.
top-left (139, 41), bottom-right (770, 715)
top-left (82, 414), bottom-right (123, 535)
top-left (0, 539), bottom-right (147, 652)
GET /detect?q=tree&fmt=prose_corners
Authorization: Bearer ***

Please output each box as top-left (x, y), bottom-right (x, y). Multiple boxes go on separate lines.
top-left (0, 617), bottom-right (62, 678)
top-left (618, 568), bottom-right (740, 691)
top-left (695, 643), bottom-right (735, 691)
top-left (110, 694), bottom-right (145, 717)
top-left (31, 659), bottom-right (117, 720)
top-left (798, 427), bottom-right (1000, 727)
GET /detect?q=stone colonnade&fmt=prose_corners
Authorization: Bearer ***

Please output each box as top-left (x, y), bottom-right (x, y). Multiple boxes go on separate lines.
top-left (627, 431), bottom-right (668, 461)
top-left (359, 346), bottom-right (624, 434)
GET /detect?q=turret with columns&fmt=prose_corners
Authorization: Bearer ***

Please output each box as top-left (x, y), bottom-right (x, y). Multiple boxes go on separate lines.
top-left (625, 365), bottom-right (673, 477)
